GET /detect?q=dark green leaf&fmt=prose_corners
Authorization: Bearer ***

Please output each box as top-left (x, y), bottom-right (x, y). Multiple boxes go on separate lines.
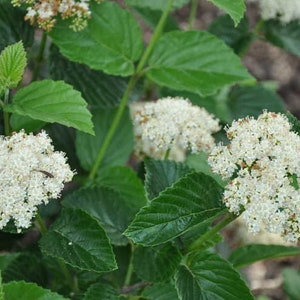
top-left (228, 244), bottom-right (300, 268)
top-left (124, 172), bottom-right (225, 246)
top-left (286, 111), bottom-right (300, 135)
top-left (75, 107), bottom-right (133, 172)
top-left (147, 31), bottom-right (254, 96)
top-left (283, 268), bottom-right (300, 300)
top-left (50, 2), bottom-right (143, 76)
top-left (3, 281), bottom-right (68, 300)
top-left (125, 0), bottom-right (189, 11)
top-left (175, 251), bottom-right (254, 300)
top-left (0, 253), bottom-right (20, 272)
top-left (144, 159), bottom-right (192, 200)
top-left (10, 114), bottom-right (46, 132)
top-left (264, 20), bottom-right (300, 57)
top-left (39, 208), bottom-right (117, 273)
top-left (6, 80), bottom-right (94, 134)
top-left (83, 282), bottom-right (119, 300)
top-left (133, 243), bottom-right (181, 282)
top-left (142, 283), bottom-right (179, 300)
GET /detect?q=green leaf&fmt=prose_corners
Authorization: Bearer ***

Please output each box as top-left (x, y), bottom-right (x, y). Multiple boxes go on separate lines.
top-left (124, 172), bottom-right (225, 246)
top-left (207, 0), bottom-right (246, 26)
top-left (39, 208), bottom-right (117, 273)
top-left (208, 15), bottom-right (252, 55)
top-left (3, 281), bottom-right (68, 300)
top-left (283, 268), bottom-right (300, 300)
top-left (125, 0), bottom-right (189, 11)
top-left (83, 282), bottom-right (119, 300)
top-left (142, 283), bottom-right (179, 300)
top-left (63, 184), bottom-right (145, 246)
top-left (147, 31), bottom-right (254, 96)
top-left (6, 80), bottom-right (94, 134)
top-left (0, 41), bottom-right (26, 90)
top-left (75, 108), bottom-right (133, 172)
top-left (175, 251), bottom-right (254, 300)
top-left (133, 243), bottom-right (181, 282)
top-left (0, 253), bottom-right (20, 272)
top-left (228, 244), bottom-right (300, 268)
top-left (286, 111), bottom-right (300, 135)
top-left (228, 85), bottom-right (286, 120)
top-left (10, 114), bottom-right (46, 132)
top-left (144, 159), bottom-right (192, 200)
top-left (50, 2), bottom-right (143, 76)
top-left (0, 0), bottom-right (34, 51)
top-left (264, 20), bottom-right (300, 57)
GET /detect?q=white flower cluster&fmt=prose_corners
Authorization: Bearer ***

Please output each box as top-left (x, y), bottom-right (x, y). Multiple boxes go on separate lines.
top-left (208, 111), bottom-right (300, 243)
top-left (248, 0), bottom-right (300, 23)
top-left (0, 130), bottom-right (74, 231)
top-left (130, 97), bottom-right (220, 161)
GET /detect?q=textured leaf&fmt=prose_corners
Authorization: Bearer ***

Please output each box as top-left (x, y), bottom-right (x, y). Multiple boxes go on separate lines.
top-left (6, 80), bottom-right (94, 134)
top-left (175, 251), bottom-right (254, 300)
top-left (142, 283), bottom-right (179, 300)
top-left (63, 184), bottom-right (145, 246)
top-left (133, 243), bottom-right (181, 282)
top-left (264, 20), bottom-right (300, 57)
top-left (50, 2), bottom-right (143, 76)
top-left (10, 114), bottom-right (45, 132)
top-left (0, 0), bottom-right (34, 51)
top-left (39, 208), bottom-right (117, 273)
top-left (144, 159), bottom-right (192, 200)
top-left (0, 41), bottom-right (26, 90)
top-left (125, 0), bottom-right (189, 11)
top-left (207, 0), bottom-right (246, 26)
top-left (228, 244), bottom-right (300, 268)
top-left (147, 31), bottom-right (254, 96)
top-left (283, 268), bottom-right (300, 300)
top-left (75, 107), bottom-right (133, 172)
top-left (3, 281), bottom-right (68, 300)
top-left (124, 172), bottom-right (225, 246)
top-left (83, 282), bottom-right (119, 300)
top-left (228, 85), bottom-right (286, 120)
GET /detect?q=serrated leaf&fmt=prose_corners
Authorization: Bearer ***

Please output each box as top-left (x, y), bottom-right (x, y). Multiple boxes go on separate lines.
top-left (0, 41), bottom-right (26, 90)
top-left (144, 159), bottom-right (192, 200)
top-left (283, 268), bottom-right (300, 300)
top-left (125, 0), bottom-right (189, 11)
top-left (143, 283), bottom-right (179, 300)
top-left (228, 244), bottom-right (300, 268)
top-left (39, 208), bottom-right (117, 273)
top-left (124, 172), bottom-right (226, 246)
top-left (50, 2), bottom-right (143, 76)
top-left (264, 20), bottom-right (300, 57)
top-left (83, 282), bottom-right (119, 300)
top-left (207, 0), bottom-right (246, 26)
top-left (75, 107), bottom-right (133, 172)
top-left (133, 243), bottom-right (181, 282)
top-left (228, 85), bottom-right (286, 120)
top-left (175, 251), bottom-right (254, 300)
top-left (0, 0), bottom-right (34, 51)
top-left (147, 31), bottom-right (254, 96)
top-left (6, 80), bottom-right (94, 134)
top-left (63, 184), bottom-right (145, 246)
top-left (3, 281), bottom-right (68, 300)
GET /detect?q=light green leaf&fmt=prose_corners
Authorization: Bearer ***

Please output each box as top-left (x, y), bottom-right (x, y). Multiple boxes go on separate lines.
top-left (228, 244), bottom-right (300, 268)
top-left (39, 208), bottom-right (117, 273)
top-left (133, 243), bottom-right (181, 282)
top-left (6, 80), bottom-right (94, 134)
top-left (124, 172), bottom-right (226, 246)
top-left (144, 159), bottom-right (192, 200)
top-left (175, 251), bottom-right (254, 300)
top-left (207, 0), bottom-right (246, 26)
top-left (83, 282), bottom-right (119, 300)
top-left (125, 0), bottom-right (189, 11)
top-left (0, 41), bottom-right (26, 90)
top-left (50, 2), bottom-right (143, 76)
top-left (147, 31), bottom-right (254, 96)
top-left (10, 114), bottom-right (45, 132)
top-left (75, 108), bottom-right (133, 172)
top-left (3, 281), bottom-right (68, 300)
top-left (142, 283), bottom-right (179, 300)
top-left (283, 268), bottom-right (300, 300)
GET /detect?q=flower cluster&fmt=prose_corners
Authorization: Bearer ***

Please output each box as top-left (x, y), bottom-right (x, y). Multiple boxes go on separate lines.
top-left (208, 111), bottom-right (300, 243)
top-left (130, 97), bottom-right (220, 161)
top-left (11, 0), bottom-right (103, 31)
top-left (0, 130), bottom-right (74, 231)
top-left (248, 0), bottom-right (300, 23)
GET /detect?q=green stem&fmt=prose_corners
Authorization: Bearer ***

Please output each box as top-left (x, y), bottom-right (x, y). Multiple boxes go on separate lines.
top-left (32, 31), bottom-right (48, 81)
top-left (188, 0), bottom-right (198, 30)
top-left (188, 212), bottom-right (237, 252)
top-left (164, 148), bottom-right (171, 160)
top-left (124, 242), bottom-right (135, 287)
top-left (3, 89), bottom-right (10, 136)
top-left (35, 212), bottom-right (48, 235)
top-left (88, 0), bottom-right (174, 179)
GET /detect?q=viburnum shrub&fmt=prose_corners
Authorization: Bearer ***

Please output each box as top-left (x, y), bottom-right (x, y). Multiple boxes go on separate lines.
top-left (0, 0), bottom-right (300, 299)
